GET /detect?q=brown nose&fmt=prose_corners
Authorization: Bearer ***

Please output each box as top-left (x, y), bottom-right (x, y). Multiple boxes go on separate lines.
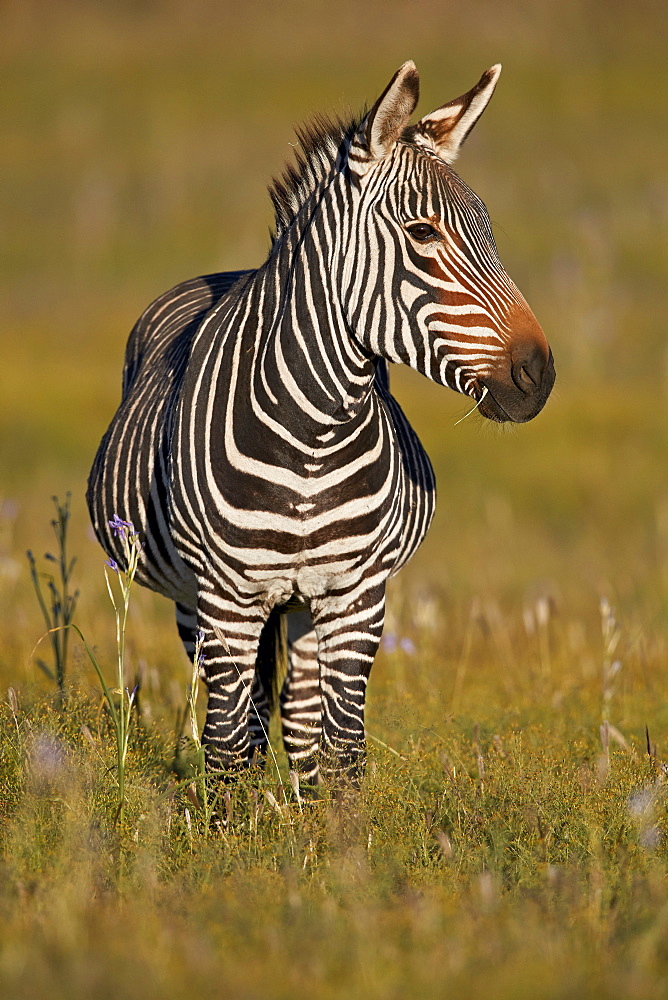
top-left (478, 300), bottom-right (555, 424)
top-left (480, 343), bottom-right (555, 424)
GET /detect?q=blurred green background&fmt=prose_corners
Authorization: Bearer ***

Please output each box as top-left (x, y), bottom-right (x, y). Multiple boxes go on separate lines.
top-left (1, 0), bottom-right (667, 687)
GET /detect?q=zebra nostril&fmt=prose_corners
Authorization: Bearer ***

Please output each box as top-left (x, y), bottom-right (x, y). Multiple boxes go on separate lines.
top-left (519, 365), bottom-right (537, 387)
top-left (511, 346), bottom-right (546, 394)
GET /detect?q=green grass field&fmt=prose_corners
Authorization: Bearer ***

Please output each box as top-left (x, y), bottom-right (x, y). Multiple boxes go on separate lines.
top-left (2, 1), bottom-right (668, 996)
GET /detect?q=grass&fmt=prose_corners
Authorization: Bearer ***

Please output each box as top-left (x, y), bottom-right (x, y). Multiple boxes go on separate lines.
top-left (3, 637), bottom-right (668, 998)
top-left (2, 0), bottom-right (668, 996)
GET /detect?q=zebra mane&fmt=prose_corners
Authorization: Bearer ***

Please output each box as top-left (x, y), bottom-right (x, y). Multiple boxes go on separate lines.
top-left (269, 112), bottom-right (361, 242)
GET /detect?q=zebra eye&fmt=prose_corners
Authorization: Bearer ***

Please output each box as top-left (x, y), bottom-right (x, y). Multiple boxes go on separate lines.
top-left (406, 222), bottom-right (440, 243)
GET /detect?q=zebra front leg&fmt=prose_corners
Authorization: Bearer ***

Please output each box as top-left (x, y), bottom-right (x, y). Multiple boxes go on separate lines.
top-left (312, 584), bottom-right (385, 786)
top-left (176, 601), bottom-right (198, 661)
top-left (280, 609), bottom-right (321, 783)
top-left (197, 590), bottom-right (269, 774)
top-left (181, 598), bottom-right (272, 769)
top-left (248, 610), bottom-right (285, 764)
top-left (247, 673), bottom-right (271, 764)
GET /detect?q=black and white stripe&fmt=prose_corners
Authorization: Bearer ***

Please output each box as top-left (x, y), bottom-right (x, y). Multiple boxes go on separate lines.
top-left (88, 62), bottom-right (554, 783)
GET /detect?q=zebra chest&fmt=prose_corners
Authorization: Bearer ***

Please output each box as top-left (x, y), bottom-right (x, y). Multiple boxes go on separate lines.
top-left (192, 420), bottom-right (400, 538)
top-left (172, 377), bottom-right (408, 594)
top-left (204, 479), bottom-right (404, 552)
top-left (182, 459), bottom-right (406, 600)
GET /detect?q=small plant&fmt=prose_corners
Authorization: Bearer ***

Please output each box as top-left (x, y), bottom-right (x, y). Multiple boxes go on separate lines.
top-left (186, 628), bottom-right (215, 830)
top-left (26, 494), bottom-right (79, 701)
top-left (66, 515), bottom-right (142, 830)
top-left (600, 597), bottom-right (622, 722)
top-left (98, 515), bottom-right (142, 828)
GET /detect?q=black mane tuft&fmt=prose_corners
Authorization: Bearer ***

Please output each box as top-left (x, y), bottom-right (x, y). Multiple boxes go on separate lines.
top-left (269, 113), bottom-right (361, 242)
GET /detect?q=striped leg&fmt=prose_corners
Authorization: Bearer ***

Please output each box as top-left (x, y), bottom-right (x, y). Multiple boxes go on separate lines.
top-left (176, 601), bottom-right (198, 661)
top-left (248, 614), bottom-right (282, 763)
top-left (313, 584), bottom-right (386, 784)
top-left (280, 609), bottom-right (321, 783)
top-left (197, 588), bottom-right (269, 772)
top-left (248, 674), bottom-right (271, 762)
top-left (178, 600), bottom-right (271, 766)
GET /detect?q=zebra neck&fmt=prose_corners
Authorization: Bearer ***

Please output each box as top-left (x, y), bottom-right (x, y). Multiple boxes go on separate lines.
top-left (253, 232), bottom-right (377, 430)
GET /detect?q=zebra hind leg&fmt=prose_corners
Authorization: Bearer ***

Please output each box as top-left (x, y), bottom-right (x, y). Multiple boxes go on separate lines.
top-left (280, 609), bottom-right (321, 786)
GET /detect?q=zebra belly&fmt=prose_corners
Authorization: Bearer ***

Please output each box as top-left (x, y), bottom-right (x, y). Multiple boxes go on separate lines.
top-left (90, 405), bottom-right (433, 616)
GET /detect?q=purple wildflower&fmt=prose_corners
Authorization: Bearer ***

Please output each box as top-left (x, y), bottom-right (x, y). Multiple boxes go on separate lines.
top-left (1, 499), bottom-right (19, 521)
top-left (381, 632), bottom-right (398, 653)
top-left (105, 558), bottom-right (119, 573)
top-left (381, 633), bottom-right (416, 655)
top-left (195, 630), bottom-right (206, 668)
top-left (29, 732), bottom-right (70, 791)
top-left (108, 514), bottom-right (135, 539)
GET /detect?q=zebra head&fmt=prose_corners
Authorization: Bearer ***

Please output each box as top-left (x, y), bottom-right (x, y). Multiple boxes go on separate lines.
top-left (343, 62), bottom-right (555, 423)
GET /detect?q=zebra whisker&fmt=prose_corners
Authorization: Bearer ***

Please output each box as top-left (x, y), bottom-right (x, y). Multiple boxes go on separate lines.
top-left (454, 386), bottom-right (489, 426)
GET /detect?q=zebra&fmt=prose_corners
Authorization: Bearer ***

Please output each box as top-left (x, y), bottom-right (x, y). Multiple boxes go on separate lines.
top-left (87, 61), bottom-right (555, 786)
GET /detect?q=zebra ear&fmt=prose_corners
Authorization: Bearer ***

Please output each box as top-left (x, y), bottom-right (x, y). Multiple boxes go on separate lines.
top-left (413, 64), bottom-right (501, 164)
top-left (364, 61), bottom-right (420, 161)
